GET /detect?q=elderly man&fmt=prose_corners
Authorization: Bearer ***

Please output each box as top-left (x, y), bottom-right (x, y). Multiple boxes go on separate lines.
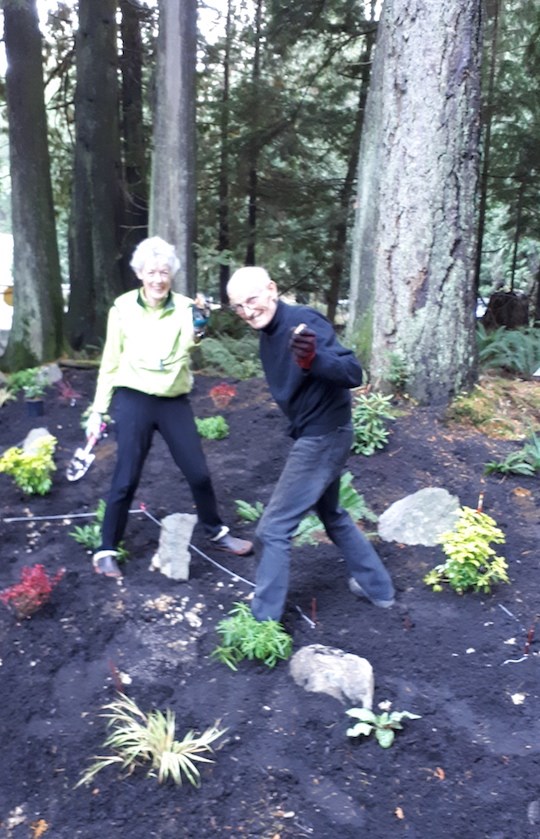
top-left (227, 266), bottom-right (395, 621)
top-left (85, 236), bottom-right (252, 577)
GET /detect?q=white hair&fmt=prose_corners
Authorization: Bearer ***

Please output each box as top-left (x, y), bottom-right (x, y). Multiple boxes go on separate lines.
top-left (130, 236), bottom-right (180, 276)
top-left (227, 266), bottom-right (272, 296)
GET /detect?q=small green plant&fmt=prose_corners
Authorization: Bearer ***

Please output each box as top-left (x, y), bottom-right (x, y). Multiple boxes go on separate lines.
top-left (212, 601), bottom-right (293, 670)
top-left (0, 435), bottom-right (57, 495)
top-left (7, 367), bottom-right (48, 400)
top-left (484, 434), bottom-right (540, 476)
top-left (195, 334), bottom-right (262, 379)
top-left (346, 707), bottom-right (421, 748)
top-left (293, 471), bottom-right (377, 546)
top-left (195, 415), bottom-right (229, 439)
top-left (351, 392), bottom-right (396, 455)
top-left (69, 500), bottom-right (129, 560)
top-left (234, 499), bottom-right (264, 522)
top-left (424, 506), bottom-right (509, 595)
top-left (385, 351), bottom-right (409, 394)
top-left (76, 693), bottom-right (226, 788)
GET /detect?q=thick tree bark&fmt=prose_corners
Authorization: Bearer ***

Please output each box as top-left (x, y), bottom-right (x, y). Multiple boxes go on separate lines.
top-left (119, 0), bottom-right (149, 285)
top-left (1, 0), bottom-right (64, 370)
top-left (218, 0), bottom-right (233, 303)
top-left (150, 0), bottom-right (197, 295)
top-left (244, 0), bottom-right (263, 267)
top-left (66, 0), bottom-right (124, 351)
top-left (348, 0), bottom-right (482, 405)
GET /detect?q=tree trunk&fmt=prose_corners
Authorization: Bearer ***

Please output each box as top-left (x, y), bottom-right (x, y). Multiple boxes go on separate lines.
top-left (244, 0), bottom-right (263, 267)
top-left (1, 0), bottom-right (64, 370)
top-left (348, 0), bottom-right (482, 405)
top-left (119, 0), bottom-right (149, 285)
top-left (66, 0), bottom-right (125, 350)
top-left (150, 0), bottom-right (197, 295)
top-left (218, 0), bottom-right (233, 303)
top-left (326, 20), bottom-right (377, 325)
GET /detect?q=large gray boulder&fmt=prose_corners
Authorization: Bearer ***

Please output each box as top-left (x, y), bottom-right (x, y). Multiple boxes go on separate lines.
top-left (377, 487), bottom-right (460, 547)
top-left (150, 512), bottom-right (197, 580)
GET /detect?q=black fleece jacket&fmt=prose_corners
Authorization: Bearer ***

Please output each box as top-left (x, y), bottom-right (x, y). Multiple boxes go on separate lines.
top-left (259, 299), bottom-right (363, 439)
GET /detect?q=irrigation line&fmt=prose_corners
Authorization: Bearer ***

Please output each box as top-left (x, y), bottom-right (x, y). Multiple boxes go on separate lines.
top-left (3, 503), bottom-right (316, 628)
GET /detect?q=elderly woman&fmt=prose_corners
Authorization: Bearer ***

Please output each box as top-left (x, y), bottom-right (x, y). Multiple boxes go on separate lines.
top-left (86, 236), bottom-right (252, 577)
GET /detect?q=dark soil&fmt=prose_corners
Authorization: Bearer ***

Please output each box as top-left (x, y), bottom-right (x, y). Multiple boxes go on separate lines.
top-left (0, 368), bottom-right (539, 839)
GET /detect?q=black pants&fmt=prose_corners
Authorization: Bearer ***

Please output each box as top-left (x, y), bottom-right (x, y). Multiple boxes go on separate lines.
top-left (100, 388), bottom-right (223, 550)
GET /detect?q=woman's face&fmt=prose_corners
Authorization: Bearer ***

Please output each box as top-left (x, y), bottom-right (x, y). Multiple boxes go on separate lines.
top-left (137, 261), bottom-right (172, 308)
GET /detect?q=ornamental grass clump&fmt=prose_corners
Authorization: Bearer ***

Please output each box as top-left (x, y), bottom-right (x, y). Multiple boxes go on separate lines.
top-left (424, 506), bottom-right (509, 595)
top-left (212, 602), bottom-right (293, 670)
top-left (346, 707), bottom-right (421, 749)
top-left (0, 564), bottom-right (65, 619)
top-left (0, 434), bottom-right (57, 495)
top-left (77, 693), bottom-right (226, 788)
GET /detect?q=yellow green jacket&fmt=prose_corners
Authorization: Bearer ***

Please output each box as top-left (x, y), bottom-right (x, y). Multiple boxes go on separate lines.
top-left (92, 289), bottom-right (196, 414)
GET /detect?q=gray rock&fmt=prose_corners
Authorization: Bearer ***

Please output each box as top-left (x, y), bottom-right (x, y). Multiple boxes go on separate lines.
top-left (42, 363), bottom-right (63, 385)
top-left (377, 487), bottom-right (460, 547)
top-left (150, 512), bottom-right (197, 580)
top-left (22, 427), bottom-right (52, 453)
top-left (290, 643), bottom-right (374, 708)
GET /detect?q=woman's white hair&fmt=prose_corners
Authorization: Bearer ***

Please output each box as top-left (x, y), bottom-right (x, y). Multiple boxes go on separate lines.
top-left (130, 236), bottom-right (180, 276)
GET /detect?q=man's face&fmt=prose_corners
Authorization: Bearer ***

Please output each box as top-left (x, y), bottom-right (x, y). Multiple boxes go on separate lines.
top-left (138, 261), bottom-right (172, 308)
top-left (227, 280), bottom-right (278, 330)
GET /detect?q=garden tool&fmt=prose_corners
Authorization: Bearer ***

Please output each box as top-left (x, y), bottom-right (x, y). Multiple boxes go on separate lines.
top-left (66, 425), bottom-right (106, 482)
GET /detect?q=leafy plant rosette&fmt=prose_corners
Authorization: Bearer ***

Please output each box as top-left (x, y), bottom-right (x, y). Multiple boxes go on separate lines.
top-left (0, 564), bottom-right (65, 619)
top-left (346, 707), bottom-right (421, 748)
top-left (212, 601), bottom-right (293, 670)
top-left (195, 415), bottom-right (229, 440)
top-left (351, 391), bottom-right (396, 455)
top-left (0, 434), bottom-right (57, 495)
top-left (424, 506), bottom-right (509, 594)
top-left (76, 693), bottom-right (226, 788)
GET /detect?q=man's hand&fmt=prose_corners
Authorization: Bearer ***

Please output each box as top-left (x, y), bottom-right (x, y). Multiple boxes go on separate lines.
top-left (289, 324), bottom-right (316, 370)
top-left (85, 411), bottom-right (103, 441)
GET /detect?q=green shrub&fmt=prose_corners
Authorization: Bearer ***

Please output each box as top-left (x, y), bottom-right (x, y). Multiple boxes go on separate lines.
top-left (195, 415), bottom-right (229, 439)
top-left (477, 324), bottom-right (540, 377)
top-left (7, 367), bottom-right (48, 399)
top-left (212, 602), bottom-right (293, 670)
top-left (351, 392), bottom-right (396, 455)
top-left (424, 506), bottom-right (509, 594)
top-left (0, 435), bottom-right (57, 495)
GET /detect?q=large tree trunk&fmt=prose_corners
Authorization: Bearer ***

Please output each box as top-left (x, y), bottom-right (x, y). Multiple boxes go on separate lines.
top-left (218, 0), bottom-right (233, 303)
top-left (66, 0), bottom-right (124, 351)
top-left (119, 0), bottom-right (149, 285)
top-left (150, 0), bottom-right (197, 296)
top-left (244, 0), bottom-right (263, 267)
top-left (1, 0), bottom-right (64, 370)
top-left (348, 0), bottom-right (482, 405)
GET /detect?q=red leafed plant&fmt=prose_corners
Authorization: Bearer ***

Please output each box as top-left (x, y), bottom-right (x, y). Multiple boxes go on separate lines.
top-left (0, 564), bottom-right (65, 619)
top-left (209, 383), bottom-right (237, 409)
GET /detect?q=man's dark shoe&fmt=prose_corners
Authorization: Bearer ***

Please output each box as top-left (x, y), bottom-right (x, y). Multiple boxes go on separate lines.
top-left (348, 576), bottom-right (394, 608)
top-left (209, 530), bottom-right (254, 556)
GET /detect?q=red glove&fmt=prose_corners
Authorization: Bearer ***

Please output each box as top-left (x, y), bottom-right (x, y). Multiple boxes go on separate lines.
top-left (289, 324), bottom-right (316, 370)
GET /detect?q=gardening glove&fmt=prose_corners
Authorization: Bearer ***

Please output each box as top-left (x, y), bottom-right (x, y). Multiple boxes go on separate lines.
top-left (85, 410), bottom-right (103, 441)
top-left (289, 324), bottom-right (317, 370)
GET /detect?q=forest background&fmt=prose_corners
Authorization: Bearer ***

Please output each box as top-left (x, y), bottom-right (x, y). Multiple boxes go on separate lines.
top-left (0, 0), bottom-right (538, 405)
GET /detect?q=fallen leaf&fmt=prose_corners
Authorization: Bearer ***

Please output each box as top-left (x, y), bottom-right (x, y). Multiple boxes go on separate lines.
top-left (512, 487), bottom-right (532, 498)
top-left (31, 820), bottom-right (49, 839)
top-left (434, 767), bottom-right (445, 780)
top-left (395, 807), bottom-right (405, 819)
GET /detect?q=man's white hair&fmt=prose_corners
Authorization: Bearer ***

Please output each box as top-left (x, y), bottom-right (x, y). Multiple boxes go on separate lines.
top-left (227, 266), bottom-right (272, 295)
